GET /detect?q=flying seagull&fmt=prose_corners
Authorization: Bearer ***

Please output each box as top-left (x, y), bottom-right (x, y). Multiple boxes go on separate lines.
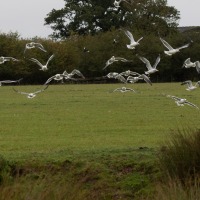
top-left (167, 95), bottom-right (199, 109)
top-left (127, 74), bottom-right (152, 85)
top-left (29, 54), bottom-right (55, 71)
top-left (181, 80), bottom-right (200, 91)
top-left (111, 86), bottom-right (136, 93)
top-left (0, 78), bottom-right (23, 86)
top-left (137, 54), bottom-right (161, 75)
top-left (182, 58), bottom-right (200, 73)
top-left (124, 30), bottom-right (143, 49)
top-left (24, 42), bottom-right (47, 55)
top-left (103, 56), bottom-right (132, 70)
top-left (120, 70), bottom-right (140, 77)
top-left (160, 37), bottom-right (190, 56)
top-left (44, 73), bottom-right (76, 85)
top-left (63, 69), bottom-right (85, 79)
top-left (13, 85), bottom-right (49, 99)
top-left (105, 72), bottom-right (127, 83)
top-left (0, 56), bottom-right (19, 64)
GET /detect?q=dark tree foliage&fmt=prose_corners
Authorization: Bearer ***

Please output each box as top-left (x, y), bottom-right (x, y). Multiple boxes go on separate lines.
top-left (44, 0), bottom-right (180, 39)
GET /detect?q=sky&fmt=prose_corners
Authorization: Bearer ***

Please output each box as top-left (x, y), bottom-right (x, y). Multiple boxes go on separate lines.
top-left (0, 0), bottom-right (199, 39)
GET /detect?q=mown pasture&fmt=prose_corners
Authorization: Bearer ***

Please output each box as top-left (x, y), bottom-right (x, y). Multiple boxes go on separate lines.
top-left (0, 83), bottom-right (199, 161)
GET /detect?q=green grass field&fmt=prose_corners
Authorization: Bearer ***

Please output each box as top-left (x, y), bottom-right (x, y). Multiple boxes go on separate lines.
top-left (0, 83), bottom-right (200, 199)
top-left (0, 83), bottom-right (199, 161)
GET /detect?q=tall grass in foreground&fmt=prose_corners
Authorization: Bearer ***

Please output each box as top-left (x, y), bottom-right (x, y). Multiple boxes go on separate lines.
top-left (158, 128), bottom-right (200, 182)
top-left (154, 176), bottom-right (200, 200)
top-left (153, 128), bottom-right (200, 200)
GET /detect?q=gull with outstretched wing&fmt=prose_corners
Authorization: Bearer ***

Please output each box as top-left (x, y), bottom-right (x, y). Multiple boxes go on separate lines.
top-left (160, 37), bottom-right (190, 56)
top-left (0, 78), bottom-right (22, 86)
top-left (24, 42), bottom-right (47, 55)
top-left (137, 54), bottom-right (160, 75)
top-left (29, 54), bottom-right (54, 71)
top-left (124, 30), bottom-right (143, 49)
top-left (0, 56), bottom-right (19, 64)
top-left (103, 56), bottom-right (132, 70)
top-left (181, 80), bottom-right (200, 91)
top-left (13, 85), bottom-right (49, 99)
top-left (182, 58), bottom-right (200, 73)
top-left (167, 95), bottom-right (199, 109)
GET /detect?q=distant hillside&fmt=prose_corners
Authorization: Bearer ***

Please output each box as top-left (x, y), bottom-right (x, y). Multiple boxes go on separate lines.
top-left (178, 26), bottom-right (200, 33)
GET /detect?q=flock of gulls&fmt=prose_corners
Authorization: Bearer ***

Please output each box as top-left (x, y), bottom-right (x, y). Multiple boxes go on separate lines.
top-left (1, 0), bottom-right (200, 109)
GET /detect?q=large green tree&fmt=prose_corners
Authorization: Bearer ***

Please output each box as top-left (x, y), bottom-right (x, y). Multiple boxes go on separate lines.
top-left (45, 0), bottom-right (180, 39)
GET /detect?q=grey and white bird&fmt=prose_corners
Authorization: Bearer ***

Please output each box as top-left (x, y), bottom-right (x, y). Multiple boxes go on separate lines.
top-left (113, 0), bottom-right (130, 8)
top-left (13, 85), bottom-right (49, 99)
top-left (44, 73), bottom-right (76, 85)
top-left (103, 56), bottom-right (132, 70)
top-left (0, 56), bottom-right (19, 64)
top-left (112, 86), bottom-right (136, 93)
top-left (104, 72), bottom-right (119, 79)
top-left (127, 74), bottom-right (152, 85)
top-left (0, 78), bottom-right (23, 86)
top-left (120, 70), bottom-right (139, 77)
top-left (29, 54), bottom-right (55, 71)
top-left (63, 69), bottom-right (85, 79)
top-left (124, 30), bottom-right (143, 49)
top-left (181, 80), bottom-right (200, 91)
top-left (167, 95), bottom-right (199, 109)
top-left (105, 72), bottom-right (127, 83)
top-left (160, 37), bottom-right (190, 56)
top-left (182, 58), bottom-right (200, 73)
top-left (24, 42), bottom-right (47, 55)
top-left (138, 55), bottom-right (161, 75)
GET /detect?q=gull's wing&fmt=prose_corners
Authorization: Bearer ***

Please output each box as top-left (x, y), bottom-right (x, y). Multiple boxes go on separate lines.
top-left (8, 57), bottom-right (19, 62)
top-left (35, 43), bottom-right (47, 52)
top-left (153, 55), bottom-right (161, 69)
top-left (44, 75), bottom-right (56, 85)
top-left (196, 81), bottom-right (200, 87)
top-left (182, 58), bottom-right (191, 68)
top-left (126, 87), bottom-right (136, 92)
top-left (1, 78), bottom-right (23, 84)
top-left (114, 57), bottom-right (132, 62)
top-left (184, 58), bottom-right (191, 64)
top-left (160, 38), bottom-right (173, 50)
top-left (120, 71), bottom-right (140, 76)
top-left (62, 70), bottom-right (69, 76)
top-left (136, 37), bottom-right (143, 43)
top-left (181, 80), bottom-right (193, 87)
top-left (29, 58), bottom-right (43, 68)
top-left (103, 59), bottom-right (113, 70)
top-left (34, 85), bottom-right (49, 94)
top-left (46, 54), bottom-right (55, 66)
top-left (112, 88), bottom-right (121, 92)
top-left (167, 95), bottom-right (182, 101)
top-left (177, 43), bottom-right (190, 50)
top-left (71, 69), bottom-right (85, 78)
top-left (185, 101), bottom-right (199, 109)
top-left (195, 61), bottom-right (200, 73)
top-left (124, 30), bottom-right (135, 43)
top-left (138, 56), bottom-right (152, 70)
top-left (12, 87), bottom-right (29, 95)
top-left (106, 72), bottom-right (119, 78)
top-left (139, 74), bottom-right (152, 85)
top-left (115, 74), bottom-right (127, 83)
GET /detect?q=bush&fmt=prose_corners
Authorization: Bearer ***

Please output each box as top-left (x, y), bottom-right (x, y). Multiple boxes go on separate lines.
top-left (158, 128), bottom-right (200, 183)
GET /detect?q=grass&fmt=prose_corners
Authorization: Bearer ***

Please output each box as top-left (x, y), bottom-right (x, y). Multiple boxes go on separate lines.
top-left (0, 83), bottom-right (200, 199)
top-left (0, 83), bottom-right (199, 161)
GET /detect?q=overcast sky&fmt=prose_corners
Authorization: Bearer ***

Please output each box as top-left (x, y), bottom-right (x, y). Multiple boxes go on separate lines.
top-left (0, 0), bottom-right (199, 39)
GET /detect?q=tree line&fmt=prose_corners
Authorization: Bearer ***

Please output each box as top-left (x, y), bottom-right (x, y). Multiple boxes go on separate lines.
top-left (0, 0), bottom-right (199, 84)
